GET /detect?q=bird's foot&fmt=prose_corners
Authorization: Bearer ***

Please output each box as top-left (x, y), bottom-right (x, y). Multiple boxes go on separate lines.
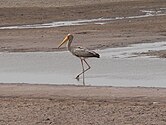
top-left (75, 75), bottom-right (80, 81)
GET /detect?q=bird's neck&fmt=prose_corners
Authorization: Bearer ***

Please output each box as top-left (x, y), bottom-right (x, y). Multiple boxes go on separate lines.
top-left (67, 38), bottom-right (73, 51)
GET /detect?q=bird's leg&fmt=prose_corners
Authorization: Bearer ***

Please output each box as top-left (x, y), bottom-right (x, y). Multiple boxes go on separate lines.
top-left (75, 59), bottom-right (91, 84)
top-left (76, 59), bottom-right (83, 80)
top-left (76, 59), bottom-right (85, 85)
top-left (83, 59), bottom-right (91, 71)
top-left (82, 60), bottom-right (85, 86)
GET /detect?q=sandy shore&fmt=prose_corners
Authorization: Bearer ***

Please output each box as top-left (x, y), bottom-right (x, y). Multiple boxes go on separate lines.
top-left (0, 83), bottom-right (166, 125)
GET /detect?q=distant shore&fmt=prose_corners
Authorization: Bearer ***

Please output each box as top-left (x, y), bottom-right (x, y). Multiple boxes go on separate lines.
top-left (0, 0), bottom-right (165, 58)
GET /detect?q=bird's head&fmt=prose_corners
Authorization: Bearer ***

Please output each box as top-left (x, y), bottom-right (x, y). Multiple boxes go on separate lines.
top-left (58, 34), bottom-right (73, 48)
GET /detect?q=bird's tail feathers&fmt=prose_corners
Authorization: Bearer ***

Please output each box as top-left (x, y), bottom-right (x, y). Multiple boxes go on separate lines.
top-left (95, 53), bottom-right (100, 58)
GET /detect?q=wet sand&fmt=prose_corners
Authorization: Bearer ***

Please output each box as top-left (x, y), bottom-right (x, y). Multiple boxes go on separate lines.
top-left (0, 83), bottom-right (166, 125)
top-left (0, 0), bottom-right (166, 124)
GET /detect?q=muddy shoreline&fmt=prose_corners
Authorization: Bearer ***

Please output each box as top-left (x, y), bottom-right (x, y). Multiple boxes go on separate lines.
top-left (0, 0), bottom-right (166, 55)
top-left (0, 83), bottom-right (166, 125)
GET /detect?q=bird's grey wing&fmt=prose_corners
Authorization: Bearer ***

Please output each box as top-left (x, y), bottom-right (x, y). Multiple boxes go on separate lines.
top-left (72, 46), bottom-right (100, 58)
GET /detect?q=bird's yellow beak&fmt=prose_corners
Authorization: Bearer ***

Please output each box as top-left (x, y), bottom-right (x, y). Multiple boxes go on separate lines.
top-left (58, 36), bottom-right (69, 48)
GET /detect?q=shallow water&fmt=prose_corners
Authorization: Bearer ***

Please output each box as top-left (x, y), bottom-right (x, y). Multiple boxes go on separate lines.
top-left (102, 41), bottom-right (166, 58)
top-left (0, 42), bottom-right (166, 87)
top-left (0, 8), bottom-right (166, 29)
